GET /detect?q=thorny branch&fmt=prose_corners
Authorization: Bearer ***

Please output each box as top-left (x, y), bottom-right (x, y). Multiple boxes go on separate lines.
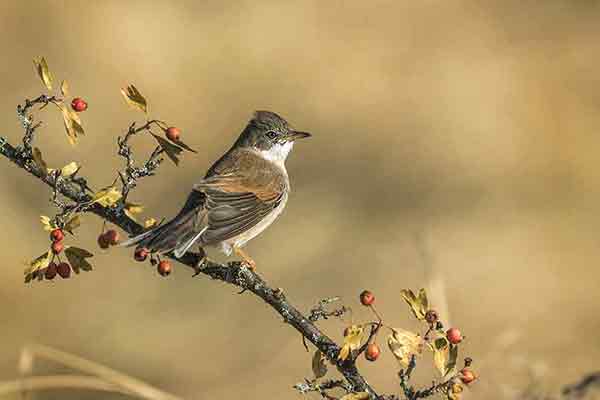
top-left (117, 120), bottom-right (165, 200)
top-left (0, 97), bottom-right (380, 398)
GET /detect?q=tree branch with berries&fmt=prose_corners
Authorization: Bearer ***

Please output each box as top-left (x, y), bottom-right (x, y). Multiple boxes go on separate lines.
top-left (1, 57), bottom-right (479, 400)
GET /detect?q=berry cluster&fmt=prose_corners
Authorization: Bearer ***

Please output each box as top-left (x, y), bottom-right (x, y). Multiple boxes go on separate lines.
top-left (334, 289), bottom-right (477, 398)
top-left (134, 247), bottom-right (172, 277)
top-left (46, 228), bottom-right (71, 279)
top-left (97, 229), bottom-right (119, 249)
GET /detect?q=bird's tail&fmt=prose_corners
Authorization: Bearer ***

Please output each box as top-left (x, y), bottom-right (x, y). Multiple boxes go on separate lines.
top-left (120, 191), bottom-right (208, 258)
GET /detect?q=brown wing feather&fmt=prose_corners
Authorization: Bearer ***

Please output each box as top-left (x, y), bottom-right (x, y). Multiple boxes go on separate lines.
top-left (192, 149), bottom-right (287, 246)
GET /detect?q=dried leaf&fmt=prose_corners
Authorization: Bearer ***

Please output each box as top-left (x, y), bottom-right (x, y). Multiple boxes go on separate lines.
top-left (311, 350), bottom-right (328, 379)
top-left (92, 186), bottom-right (122, 207)
top-left (63, 214), bottom-right (81, 234)
top-left (60, 80), bottom-right (69, 97)
top-left (123, 202), bottom-right (144, 220)
top-left (24, 250), bottom-right (52, 282)
top-left (340, 392), bottom-right (370, 400)
top-left (387, 328), bottom-right (424, 367)
top-left (31, 147), bottom-right (48, 177)
top-left (57, 103), bottom-right (80, 145)
top-left (40, 215), bottom-right (57, 232)
top-left (33, 57), bottom-right (53, 91)
top-left (144, 218), bottom-right (158, 228)
top-left (172, 139), bottom-right (197, 153)
top-left (338, 325), bottom-right (364, 361)
top-left (432, 343), bottom-right (458, 377)
top-left (152, 133), bottom-right (182, 165)
top-left (120, 84), bottom-right (148, 113)
top-left (401, 288), bottom-right (428, 320)
top-left (65, 246), bottom-right (93, 274)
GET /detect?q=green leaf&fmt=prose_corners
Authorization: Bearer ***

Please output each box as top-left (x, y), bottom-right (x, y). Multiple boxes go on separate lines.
top-left (151, 133), bottom-right (182, 165)
top-left (32, 147), bottom-right (48, 177)
top-left (65, 246), bottom-right (93, 274)
top-left (120, 84), bottom-right (147, 113)
top-left (33, 57), bottom-right (53, 91)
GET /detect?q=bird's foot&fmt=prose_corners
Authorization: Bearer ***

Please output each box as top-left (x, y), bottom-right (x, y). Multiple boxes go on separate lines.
top-left (234, 247), bottom-right (257, 271)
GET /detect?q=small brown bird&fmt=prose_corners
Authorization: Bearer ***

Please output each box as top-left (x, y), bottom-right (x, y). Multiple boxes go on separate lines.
top-left (121, 111), bottom-right (311, 268)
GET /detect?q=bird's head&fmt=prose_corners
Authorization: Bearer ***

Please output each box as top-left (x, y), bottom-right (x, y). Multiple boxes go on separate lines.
top-left (236, 111), bottom-right (311, 162)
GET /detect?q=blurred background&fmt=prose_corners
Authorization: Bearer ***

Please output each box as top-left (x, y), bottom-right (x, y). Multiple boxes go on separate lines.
top-left (1, 1), bottom-right (600, 399)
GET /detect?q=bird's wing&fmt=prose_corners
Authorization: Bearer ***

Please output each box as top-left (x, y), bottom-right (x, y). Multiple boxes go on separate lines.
top-left (192, 149), bottom-right (287, 245)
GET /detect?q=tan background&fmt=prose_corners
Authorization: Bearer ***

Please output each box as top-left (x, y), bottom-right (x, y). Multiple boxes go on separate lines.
top-left (1, 1), bottom-right (600, 399)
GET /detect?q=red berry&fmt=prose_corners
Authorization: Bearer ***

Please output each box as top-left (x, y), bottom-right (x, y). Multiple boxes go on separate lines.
top-left (365, 343), bottom-right (380, 361)
top-left (134, 247), bottom-right (149, 262)
top-left (359, 290), bottom-right (375, 306)
top-left (45, 262), bottom-right (57, 280)
top-left (50, 229), bottom-right (64, 242)
top-left (460, 368), bottom-right (476, 384)
top-left (446, 328), bottom-right (463, 345)
top-left (57, 262), bottom-right (71, 279)
top-left (51, 241), bottom-right (64, 254)
top-left (97, 233), bottom-right (110, 249)
top-left (157, 260), bottom-right (171, 276)
top-left (71, 97), bottom-right (88, 112)
top-left (165, 127), bottom-right (181, 142)
top-left (104, 229), bottom-right (119, 245)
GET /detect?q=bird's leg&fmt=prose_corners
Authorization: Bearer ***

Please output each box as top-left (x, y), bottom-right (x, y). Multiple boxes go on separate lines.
top-left (234, 246), bottom-right (256, 270)
top-left (192, 247), bottom-right (208, 277)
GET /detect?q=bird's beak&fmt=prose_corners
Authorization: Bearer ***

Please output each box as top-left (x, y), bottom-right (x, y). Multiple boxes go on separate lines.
top-left (286, 130), bottom-right (312, 142)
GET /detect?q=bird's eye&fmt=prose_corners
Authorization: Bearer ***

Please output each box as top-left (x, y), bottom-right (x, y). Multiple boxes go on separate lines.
top-left (266, 131), bottom-right (278, 140)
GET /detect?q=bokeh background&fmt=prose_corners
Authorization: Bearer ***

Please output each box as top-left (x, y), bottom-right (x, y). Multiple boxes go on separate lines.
top-left (1, 1), bottom-right (600, 399)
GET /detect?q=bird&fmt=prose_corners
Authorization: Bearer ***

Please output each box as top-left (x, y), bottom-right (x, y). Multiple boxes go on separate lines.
top-left (121, 111), bottom-right (311, 269)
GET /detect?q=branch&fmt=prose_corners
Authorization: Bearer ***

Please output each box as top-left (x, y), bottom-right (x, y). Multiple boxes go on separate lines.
top-left (0, 135), bottom-right (379, 398)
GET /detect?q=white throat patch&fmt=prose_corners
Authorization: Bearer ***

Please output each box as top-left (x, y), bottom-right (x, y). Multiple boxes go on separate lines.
top-left (258, 141), bottom-right (294, 165)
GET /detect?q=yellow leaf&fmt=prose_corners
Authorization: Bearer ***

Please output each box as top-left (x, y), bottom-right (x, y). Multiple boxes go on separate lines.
top-left (387, 328), bottom-right (424, 367)
top-left (338, 325), bottom-right (364, 361)
top-left (447, 383), bottom-right (464, 400)
top-left (120, 84), bottom-right (148, 113)
top-left (33, 57), bottom-right (53, 91)
top-left (40, 215), bottom-right (57, 232)
top-left (64, 214), bottom-right (81, 233)
top-left (31, 147), bottom-right (48, 178)
top-left (92, 186), bottom-right (122, 207)
top-left (340, 392), bottom-right (370, 400)
top-left (60, 80), bottom-right (69, 97)
top-left (311, 350), bottom-right (327, 379)
top-left (431, 340), bottom-right (458, 377)
top-left (124, 202), bottom-right (144, 220)
top-left (144, 218), bottom-right (158, 228)
top-left (60, 162), bottom-right (79, 177)
top-left (24, 250), bottom-right (52, 279)
top-left (401, 288), bottom-right (428, 320)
